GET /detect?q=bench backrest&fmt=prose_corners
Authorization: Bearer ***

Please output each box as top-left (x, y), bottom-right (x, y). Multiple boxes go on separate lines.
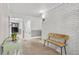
top-left (48, 33), bottom-right (69, 43)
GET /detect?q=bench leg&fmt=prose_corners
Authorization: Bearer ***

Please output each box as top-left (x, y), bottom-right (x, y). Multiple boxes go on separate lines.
top-left (64, 46), bottom-right (67, 55)
top-left (60, 47), bottom-right (63, 55)
top-left (47, 42), bottom-right (49, 46)
top-left (43, 40), bottom-right (46, 47)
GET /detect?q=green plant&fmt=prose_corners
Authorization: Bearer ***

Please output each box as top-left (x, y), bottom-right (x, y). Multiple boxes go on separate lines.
top-left (11, 32), bottom-right (17, 41)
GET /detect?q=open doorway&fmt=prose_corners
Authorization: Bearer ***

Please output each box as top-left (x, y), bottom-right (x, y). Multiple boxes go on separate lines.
top-left (9, 16), bottom-right (42, 40)
top-left (9, 17), bottom-right (23, 39)
top-left (9, 17), bottom-right (32, 40)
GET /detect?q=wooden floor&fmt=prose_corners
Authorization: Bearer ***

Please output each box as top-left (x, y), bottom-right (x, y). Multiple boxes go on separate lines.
top-left (22, 39), bottom-right (60, 55)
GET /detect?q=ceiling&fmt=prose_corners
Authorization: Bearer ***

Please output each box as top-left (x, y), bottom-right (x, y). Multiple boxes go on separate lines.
top-left (7, 3), bottom-right (61, 17)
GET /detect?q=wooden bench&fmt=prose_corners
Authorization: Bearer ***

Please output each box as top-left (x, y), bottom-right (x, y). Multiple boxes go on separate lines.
top-left (43, 33), bottom-right (69, 55)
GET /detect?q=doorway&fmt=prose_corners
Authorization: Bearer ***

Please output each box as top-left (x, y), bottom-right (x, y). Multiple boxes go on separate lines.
top-left (9, 17), bottom-right (31, 40)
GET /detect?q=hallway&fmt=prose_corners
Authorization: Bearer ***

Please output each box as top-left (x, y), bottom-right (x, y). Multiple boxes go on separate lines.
top-left (1, 3), bottom-right (79, 55)
top-left (22, 39), bottom-right (59, 55)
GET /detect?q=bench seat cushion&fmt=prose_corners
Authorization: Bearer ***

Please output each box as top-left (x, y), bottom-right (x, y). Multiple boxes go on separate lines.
top-left (47, 40), bottom-right (65, 47)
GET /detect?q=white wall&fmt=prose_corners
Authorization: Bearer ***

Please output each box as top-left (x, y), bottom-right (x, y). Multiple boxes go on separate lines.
top-left (31, 17), bottom-right (42, 30)
top-left (0, 4), bottom-right (9, 45)
top-left (42, 4), bottom-right (79, 54)
top-left (24, 16), bottom-right (42, 38)
top-left (23, 16), bottom-right (42, 30)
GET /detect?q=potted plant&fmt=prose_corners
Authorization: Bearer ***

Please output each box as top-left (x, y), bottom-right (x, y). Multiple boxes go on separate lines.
top-left (11, 32), bottom-right (17, 41)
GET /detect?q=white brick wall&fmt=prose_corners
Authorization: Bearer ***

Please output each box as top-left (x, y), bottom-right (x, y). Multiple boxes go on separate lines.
top-left (42, 3), bottom-right (79, 54)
